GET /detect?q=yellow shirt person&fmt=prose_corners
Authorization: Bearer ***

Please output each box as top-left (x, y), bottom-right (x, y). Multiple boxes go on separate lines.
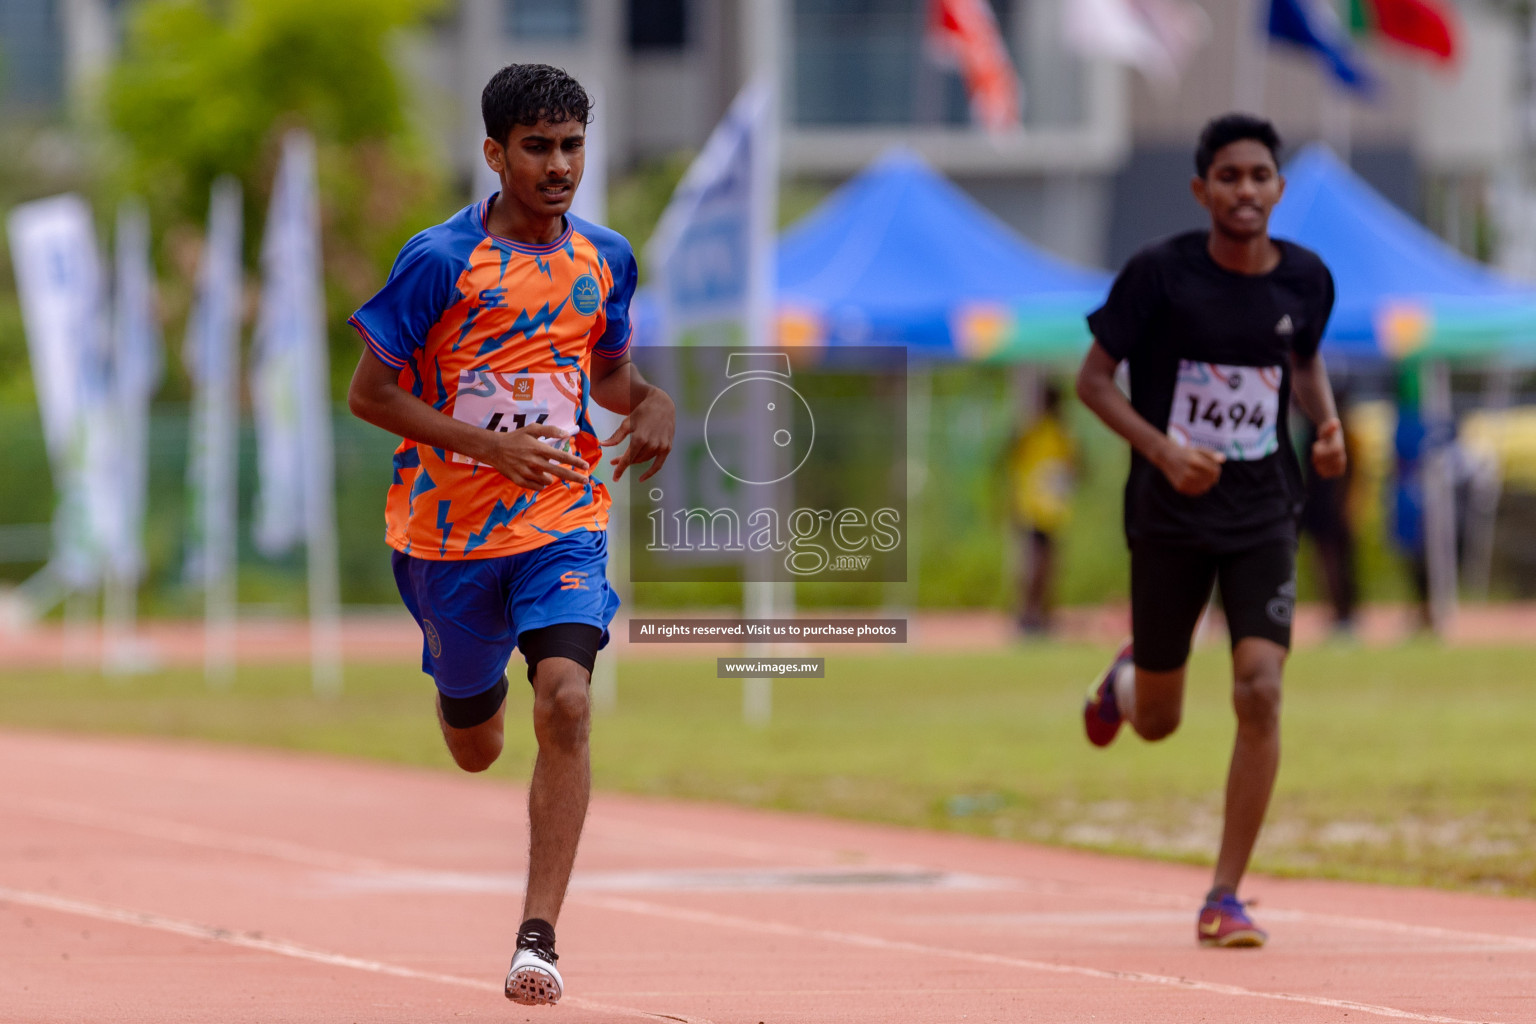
top-left (1009, 409), bottom-right (1077, 537)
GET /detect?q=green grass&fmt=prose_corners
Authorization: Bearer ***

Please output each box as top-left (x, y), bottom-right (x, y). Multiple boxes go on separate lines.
top-left (1, 644), bottom-right (1531, 896)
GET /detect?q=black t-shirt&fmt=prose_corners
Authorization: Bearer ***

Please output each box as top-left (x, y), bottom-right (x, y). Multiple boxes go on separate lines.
top-left (1087, 231), bottom-right (1335, 552)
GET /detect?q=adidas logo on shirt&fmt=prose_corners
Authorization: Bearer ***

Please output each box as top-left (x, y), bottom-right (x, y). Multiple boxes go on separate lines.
top-left (1275, 314), bottom-right (1294, 336)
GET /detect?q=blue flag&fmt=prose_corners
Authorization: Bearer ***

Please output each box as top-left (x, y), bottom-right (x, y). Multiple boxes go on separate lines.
top-left (1267, 0), bottom-right (1374, 93)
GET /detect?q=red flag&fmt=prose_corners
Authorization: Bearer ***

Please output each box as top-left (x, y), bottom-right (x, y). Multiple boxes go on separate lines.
top-left (1358, 0), bottom-right (1458, 62)
top-left (926, 0), bottom-right (1022, 132)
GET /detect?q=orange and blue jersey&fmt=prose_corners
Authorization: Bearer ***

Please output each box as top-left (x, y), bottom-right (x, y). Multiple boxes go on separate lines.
top-left (348, 196), bottom-right (636, 560)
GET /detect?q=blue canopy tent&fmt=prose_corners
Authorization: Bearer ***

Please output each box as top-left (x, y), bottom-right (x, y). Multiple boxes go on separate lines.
top-left (774, 150), bottom-right (1111, 362)
top-left (1270, 145), bottom-right (1536, 365)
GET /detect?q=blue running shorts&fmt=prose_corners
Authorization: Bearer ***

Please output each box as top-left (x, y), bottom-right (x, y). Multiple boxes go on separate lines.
top-left (391, 528), bottom-right (620, 701)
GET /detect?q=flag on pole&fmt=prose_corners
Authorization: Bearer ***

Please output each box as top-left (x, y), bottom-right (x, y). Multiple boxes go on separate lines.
top-left (184, 177), bottom-right (242, 685)
top-left (1063, 0), bottom-right (1211, 86)
top-left (1348, 0), bottom-right (1457, 63)
top-left (1268, 0), bottom-right (1375, 92)
top-left (648, 78), bottom-right (777, 346)
top-left (6, 194), bottom-right (112, 590)
top-left (925, 0), bottom-right (1023, 132)
top-left (107, 200), bottom-right (162, 585)
top-left (646, 78), bottom-right (778, 527)
top-left (647, 77), bottom-right (782, 722)
top-left (251, 131), bottom-right (342, 695)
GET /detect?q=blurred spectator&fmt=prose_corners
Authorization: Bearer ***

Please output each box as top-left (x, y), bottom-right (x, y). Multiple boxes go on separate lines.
top-left (1007, 383), bottom-right (1077, 635)
top-left (1301, 384), bottom-right (1359, 635)
top-left (1392, 371), bottom-right (1470, 631)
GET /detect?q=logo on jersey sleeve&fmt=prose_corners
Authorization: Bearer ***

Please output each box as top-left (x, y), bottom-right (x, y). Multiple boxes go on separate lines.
top-left (572, 274), bottom-right (601, 316)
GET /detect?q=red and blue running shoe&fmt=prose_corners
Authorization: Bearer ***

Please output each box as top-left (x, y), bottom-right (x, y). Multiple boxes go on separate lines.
top-left (1082, 640), bottom-right (1133, 747)
top-left (1197, 894), bottom-right (1268, 948)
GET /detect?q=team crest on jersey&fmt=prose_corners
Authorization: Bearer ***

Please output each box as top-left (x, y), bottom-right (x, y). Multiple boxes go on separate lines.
top-left (572, 273), bottom-right (601, 316)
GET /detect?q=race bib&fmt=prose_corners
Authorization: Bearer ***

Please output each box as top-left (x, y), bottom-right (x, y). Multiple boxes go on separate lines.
top-left (450, 369), bottom-right (583, 466)
top-left (1167, 361), bottom-right (1281, 460)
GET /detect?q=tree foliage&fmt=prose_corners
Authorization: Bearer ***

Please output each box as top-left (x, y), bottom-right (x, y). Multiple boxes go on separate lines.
top-left (106, 0), bottom-right (435, 216)
top-left (103, 0), bottom-right (449, 393)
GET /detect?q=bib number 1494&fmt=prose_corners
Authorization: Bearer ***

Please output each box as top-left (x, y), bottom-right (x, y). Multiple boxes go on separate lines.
top-left (1167, 361), bottom-right (1281, 461)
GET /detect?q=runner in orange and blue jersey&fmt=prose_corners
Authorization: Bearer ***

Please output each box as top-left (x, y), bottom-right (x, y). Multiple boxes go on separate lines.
top-left (347, 64), bottom-right (674, 1007)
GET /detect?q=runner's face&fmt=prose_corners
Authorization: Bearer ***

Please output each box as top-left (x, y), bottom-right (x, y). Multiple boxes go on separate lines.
top-left (487, 119), bottom-right (586, 219)
top-left (1193, 140), bottom-right (1283, 242)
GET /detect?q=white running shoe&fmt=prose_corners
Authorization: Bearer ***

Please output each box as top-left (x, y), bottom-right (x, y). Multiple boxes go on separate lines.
top-left (505, 942), bottom-right (563, 1005)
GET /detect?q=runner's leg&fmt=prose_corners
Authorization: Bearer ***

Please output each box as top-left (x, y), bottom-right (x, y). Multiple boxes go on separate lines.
top-left (523, 657), bottom-right (590, 925)
top-left (1125, 665), bottom-right (1187, 740)
top-left (505, 532), bottom-right (618, 927)
top-left (1125, 541), bottom-right (1218, 740)
top-left (1213, 636), bottom-right (1284, 890)
top-left (1210, 539), bottom-right (1295, 892)
top-left (392, 550), bottom-right (516, 774)
top-left (437, 688), bottom-right (508, 772)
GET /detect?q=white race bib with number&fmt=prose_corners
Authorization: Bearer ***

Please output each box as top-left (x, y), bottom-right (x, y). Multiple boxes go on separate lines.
top-left (451, 369), bottom-right (583, 465)
top-left (1167, 361), bottom-right (1281, 460)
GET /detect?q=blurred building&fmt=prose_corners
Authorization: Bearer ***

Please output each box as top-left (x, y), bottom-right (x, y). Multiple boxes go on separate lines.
top-left (6, 0), bottom-right (1526, 270)
top-left (410, 0), bottom-right (1522, 270)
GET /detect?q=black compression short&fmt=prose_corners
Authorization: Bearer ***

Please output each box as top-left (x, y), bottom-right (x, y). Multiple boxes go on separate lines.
top-left (439, 675), bottom-right (509, 730)
top-left (518, 623), bottom-right (603, 685)
top-left (1129, 538), bottom-right (1296, 672)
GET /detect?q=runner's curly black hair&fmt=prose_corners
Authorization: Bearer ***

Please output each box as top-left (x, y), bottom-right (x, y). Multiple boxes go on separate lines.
top-left (1194, 114), bottom-right (1282, 179)
top-left (481, 63), bottom-right (592, 145)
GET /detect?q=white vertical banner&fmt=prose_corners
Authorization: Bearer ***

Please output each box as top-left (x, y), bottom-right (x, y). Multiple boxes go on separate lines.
top-left (252, 131), bottom-right (342, 696)
top-left (184, 176), bottom-right (243, 687)
top-left (6, 194), bottom-right (112, 597)
top-left (102, 199), bottom-right (163, 672)
top-left (647, 77), bottom-right (780, 723)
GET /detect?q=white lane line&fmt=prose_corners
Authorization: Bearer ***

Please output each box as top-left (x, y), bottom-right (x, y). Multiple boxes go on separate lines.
top-left (1264, 910), bottom-right (1536, 953)
top-left (5, 795), bottom-right (403, 876)
top-left (7, 797), bottom-right (1535, 966)
top-left (0, 885), bottom-right (715, 1024)
top-left (575, 895), bottom-right (1495, 1024)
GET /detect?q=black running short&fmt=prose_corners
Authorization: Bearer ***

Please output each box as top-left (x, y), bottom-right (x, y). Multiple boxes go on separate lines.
top-left (1129, 538), bottom-right (1296, 672)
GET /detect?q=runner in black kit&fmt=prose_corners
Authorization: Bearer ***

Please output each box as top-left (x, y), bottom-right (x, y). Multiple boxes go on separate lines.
top-left (1076, 114), bottom-right (1346, 948)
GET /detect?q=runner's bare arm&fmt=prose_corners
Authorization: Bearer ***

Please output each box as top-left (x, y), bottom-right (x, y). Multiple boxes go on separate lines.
top-left (347, 348), bottom-right (588, 490)
top-left (1290, 351), bottom-right (1346, 479)
top-left (590, 351), bottom-right (675, 482)
top-left (1076, 341), bottom-right (1224, 497)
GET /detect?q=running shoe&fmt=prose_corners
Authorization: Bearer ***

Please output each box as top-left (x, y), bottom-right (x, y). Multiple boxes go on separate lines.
top-left (1083, 640), bottom-right (1133, 747)
top-left (1197, 894), bottom-right (1268, 948)
top-left (505, 934), bottom-right (563, 1005)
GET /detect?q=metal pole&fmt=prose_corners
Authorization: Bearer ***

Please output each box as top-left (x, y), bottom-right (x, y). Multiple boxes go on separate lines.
top-left (1419, 360), bottom-right (1458, 635)
top-left (203, 178), bottom-right (241, 688)
top-left (290, 134), bottom-right (344, 699)
top-left (1462, 365), bottom-right (1511, 600)
top-left (741, 0), bottom-right (783, 726)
